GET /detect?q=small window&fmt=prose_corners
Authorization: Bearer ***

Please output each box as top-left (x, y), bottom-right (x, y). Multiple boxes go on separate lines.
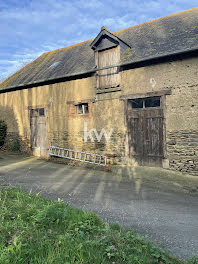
top-left (131, 99), bottom-right (143, 108)
top-left (145, 97), bottom-right (160, 108)
top-left (30, 108), bottom-right (45, 117)
top-left (30, 109), bottom-right (38, 117)
top-left (39, 108), bottom-right (45, 116)
top-left (76, 103), bottom-right (89, 115)
top-left (130, 97), bottom-right (160, 109)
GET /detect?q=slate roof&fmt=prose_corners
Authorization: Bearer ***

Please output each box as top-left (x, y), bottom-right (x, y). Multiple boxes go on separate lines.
top-left (1, 8), bottom-right (198, 90)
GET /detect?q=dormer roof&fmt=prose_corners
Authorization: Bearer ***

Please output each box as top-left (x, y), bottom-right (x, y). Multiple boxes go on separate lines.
top-left (90, 26), bottom-right (131, 51)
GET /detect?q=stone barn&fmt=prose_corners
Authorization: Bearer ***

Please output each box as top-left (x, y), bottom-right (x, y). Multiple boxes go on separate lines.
top-left (0, 8), bottom-right (198, 175)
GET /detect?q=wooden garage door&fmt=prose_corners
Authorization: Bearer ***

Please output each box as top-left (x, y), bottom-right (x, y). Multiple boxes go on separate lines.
top-left (127, 97), bottom-right (164, 166)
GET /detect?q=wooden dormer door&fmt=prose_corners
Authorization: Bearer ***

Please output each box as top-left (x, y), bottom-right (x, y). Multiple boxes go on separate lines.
top-left (98, 46), bottom-right (120, 89)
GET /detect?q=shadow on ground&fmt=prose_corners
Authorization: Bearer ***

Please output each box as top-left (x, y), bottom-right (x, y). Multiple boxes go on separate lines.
top-left (0, 152), bottom-right (198, 260)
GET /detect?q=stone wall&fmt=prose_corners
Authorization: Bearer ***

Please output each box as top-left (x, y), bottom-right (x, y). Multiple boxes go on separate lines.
top-left (165, 77), bottom-right (198, 175)
top-left (167, 130), bottom-right (198, 175)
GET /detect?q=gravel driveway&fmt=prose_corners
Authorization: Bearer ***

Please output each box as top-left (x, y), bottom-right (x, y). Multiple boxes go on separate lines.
top-left (0, 153), bottom-right (198, 260)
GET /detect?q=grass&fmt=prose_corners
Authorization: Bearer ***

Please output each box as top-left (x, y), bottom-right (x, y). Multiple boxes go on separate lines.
top-left (0, 187), bottom-right (197, 264)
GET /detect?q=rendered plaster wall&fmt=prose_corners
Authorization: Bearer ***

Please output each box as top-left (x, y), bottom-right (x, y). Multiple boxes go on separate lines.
top-left (0, 56), bottom-right (197, 175)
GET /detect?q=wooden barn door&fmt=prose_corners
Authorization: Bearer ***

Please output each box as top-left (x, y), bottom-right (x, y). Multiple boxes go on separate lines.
top-left (30, 108), bottom-right (47, 157)
top-left (127, 97), bottom-right (164, 166)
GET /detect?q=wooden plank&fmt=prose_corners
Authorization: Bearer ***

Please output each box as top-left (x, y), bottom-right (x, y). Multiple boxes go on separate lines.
top-left (37, 116), bottom-right (47, 157)
top-left (128, 114), bottom-right (144, 165)
top-left (30, 112), bottom-right (47, 157)
top-left (96, 87), bottom-right (121, 94)
top-left (30, 117), bottom-right (38, 148)
top-left (142, 108), bottom-right (164, 165)
top-left (66, 99), bottom-right (95, 105)
top-left (120, 89), bottom-right (172, 100)
top-left (127, 101), bottom-right (164, 166)
top-left (98, 46), bottom-right (120, 89)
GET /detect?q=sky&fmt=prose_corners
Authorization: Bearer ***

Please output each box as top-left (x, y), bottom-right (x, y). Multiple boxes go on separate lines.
top-left (0, 0), bottom-right (197, 80)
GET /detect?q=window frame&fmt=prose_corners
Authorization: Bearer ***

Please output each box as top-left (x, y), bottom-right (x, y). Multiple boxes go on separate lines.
top-left (130, 96), bottom-right (161, 109)
top-left (76, 103), bottom-right (89, 115)
top-left (30, 108), bottom-right (45, 117)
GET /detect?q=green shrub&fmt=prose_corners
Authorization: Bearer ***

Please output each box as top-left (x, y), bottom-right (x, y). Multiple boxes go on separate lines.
top-left (7, 137), bottom-right (20, 152)
top-left (0, 120), bottom-right (7, 147)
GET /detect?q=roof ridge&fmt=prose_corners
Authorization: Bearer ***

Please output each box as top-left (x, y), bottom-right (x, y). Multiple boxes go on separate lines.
top-left (44, 7), bottom-right (198, 55)
top-left (114, 7), bottom-right (198, 35)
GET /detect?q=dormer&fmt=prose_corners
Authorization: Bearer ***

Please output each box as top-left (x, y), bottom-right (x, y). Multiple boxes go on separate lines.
top-left (90, 27), bottom-right (131, 93)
